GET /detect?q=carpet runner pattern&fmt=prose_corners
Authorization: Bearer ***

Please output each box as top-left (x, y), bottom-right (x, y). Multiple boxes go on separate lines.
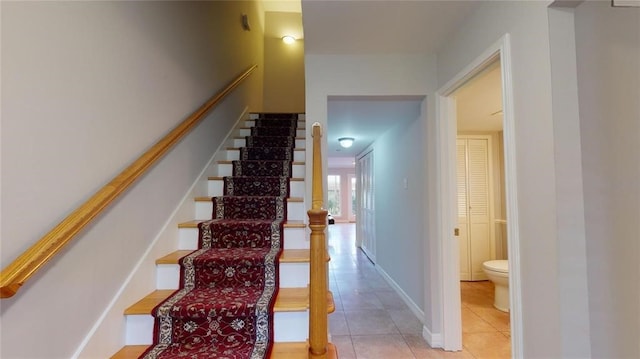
top-left (141, 114), bottom-right (298, 359)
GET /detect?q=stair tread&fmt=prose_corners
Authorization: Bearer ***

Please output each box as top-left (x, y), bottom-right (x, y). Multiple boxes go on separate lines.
top-left (195, 196), bottom-right (304, 202)
top-left (208, 177), bottom-right (305, 183)
top-left (156, 250), bottom-right (195, 264)
top-left (156, 249), bottom-right (312, 264)
top-left (124, 290), bottom-right (175, 315)
top-left (110, 345), bottom-right (148, 359)
top-left (178, 219), bottom-right (306, 228)
top-left (111, 342), bottom-right (336, 359)
top-left (125, 288), bottom-right (335, 315)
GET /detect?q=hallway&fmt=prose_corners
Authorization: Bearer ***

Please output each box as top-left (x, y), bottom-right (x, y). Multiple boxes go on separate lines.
top-left (327, 223), bottom-right (510, 358)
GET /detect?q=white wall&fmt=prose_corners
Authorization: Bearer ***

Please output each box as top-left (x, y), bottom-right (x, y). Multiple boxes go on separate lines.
top-left (0, 1), bottom-right (264, 357)
top-left (305, 54), bottom-right (438, 326)
top-left (373, 112), bottom-right (425, 308)
top-left (574, 2), bottom-right (640, 357)
top-left (435, 1), bottom-right (566, 356)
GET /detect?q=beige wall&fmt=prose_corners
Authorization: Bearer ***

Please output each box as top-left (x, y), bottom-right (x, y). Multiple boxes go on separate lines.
top-left (574, 2), bottom-right (640, 357)
top-left (438, 1), bottom-right (639, 356)
top-left (263, 36), bottom-right (306, 112)
top-left (0, 1), bottom-right (264, 357)
top-left (436, 1), bottom-right (568, 356)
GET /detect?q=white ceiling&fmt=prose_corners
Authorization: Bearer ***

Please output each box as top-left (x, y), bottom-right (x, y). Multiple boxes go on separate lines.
top-left (301, 0), bottom-right (480, 54)
top-left (455, 60), bottom-right (503, 132)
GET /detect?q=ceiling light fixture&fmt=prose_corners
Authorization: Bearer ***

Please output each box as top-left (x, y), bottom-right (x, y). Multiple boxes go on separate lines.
top-left (338, 137), bottom-right (355, 148)
top-left (282, 35), bottom-right (296, 44)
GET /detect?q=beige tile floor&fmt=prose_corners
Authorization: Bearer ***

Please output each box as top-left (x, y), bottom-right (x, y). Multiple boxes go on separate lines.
top-left (327, 223), bottom-right (511, 359)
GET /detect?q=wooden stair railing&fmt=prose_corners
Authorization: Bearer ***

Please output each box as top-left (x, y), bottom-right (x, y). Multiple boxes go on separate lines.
top-left (307, 122), bottom-right (329, 359)
top-left (0, 65), bottom-right (258, 298)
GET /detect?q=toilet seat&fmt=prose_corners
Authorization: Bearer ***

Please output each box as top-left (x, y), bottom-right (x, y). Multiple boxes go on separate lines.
top-left (483, 260), bottom-right (508, 273)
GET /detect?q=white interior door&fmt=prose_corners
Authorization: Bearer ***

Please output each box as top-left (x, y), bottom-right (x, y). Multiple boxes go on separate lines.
top-left (356, 150), bottom-right (375, 262)
top-left (348, 174), bottom-right (357, 222)
top-left (457, 136), bottom-right (492, 281)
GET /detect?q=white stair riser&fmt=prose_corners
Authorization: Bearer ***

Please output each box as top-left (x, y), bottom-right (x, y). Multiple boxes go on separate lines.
top-left (156, 262), bottom-right (309, 290)
top-left (207, 180), bottom-right (305, 197)
top-left (215, 163), bottom-right (306, 177)
top-left (274, 311), bottom-right (309, 342)
top-left (179, 227), bottom-right (309, 251)
top-left (125, 311), bottom-right (309, 345)
top-left (224, 150), bottom-right (305, 161)
top-left (195, 201), bottom-right (306, 221)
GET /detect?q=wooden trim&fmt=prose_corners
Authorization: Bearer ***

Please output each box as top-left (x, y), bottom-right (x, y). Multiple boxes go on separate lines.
top-left (0, 65), bottom-right (258, 299)
top-left (308, 122), bottom-right (329, 359)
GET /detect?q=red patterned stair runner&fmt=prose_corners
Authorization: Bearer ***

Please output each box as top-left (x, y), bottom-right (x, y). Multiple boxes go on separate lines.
top-left (141, 114), bottom-right (298, 359)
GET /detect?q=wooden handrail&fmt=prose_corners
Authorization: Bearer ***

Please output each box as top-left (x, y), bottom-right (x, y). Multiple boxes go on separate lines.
top-left (0, 65), bottom-right (258, 299)
top-left (308, 122), bottom-right (329, 359)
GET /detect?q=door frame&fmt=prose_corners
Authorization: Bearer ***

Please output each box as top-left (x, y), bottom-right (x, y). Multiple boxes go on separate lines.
top-left (435, 34), bottom-right (523, 357)
top-left (355, 147), bottom-right (375, 262)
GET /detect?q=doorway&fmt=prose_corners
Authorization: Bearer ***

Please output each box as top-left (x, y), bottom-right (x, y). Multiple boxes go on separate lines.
top-left (327, 170), bottom-right (357, 223)
top-left (435, 35), bottom-right (522, 356)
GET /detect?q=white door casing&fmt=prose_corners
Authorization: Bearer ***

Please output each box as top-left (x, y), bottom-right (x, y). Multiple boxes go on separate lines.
top-left (434, 34), bottom-right (522, 357)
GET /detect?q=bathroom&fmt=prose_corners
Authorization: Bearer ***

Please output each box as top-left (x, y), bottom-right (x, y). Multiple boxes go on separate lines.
top-left (454, 59), bottom-right (511, 356)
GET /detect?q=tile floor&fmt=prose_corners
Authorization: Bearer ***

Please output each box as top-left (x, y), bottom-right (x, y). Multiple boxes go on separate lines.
top-left (327, 223), bottom-right (511, 359)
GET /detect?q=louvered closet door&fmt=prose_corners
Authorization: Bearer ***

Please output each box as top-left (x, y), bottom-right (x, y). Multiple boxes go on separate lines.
top-left (457, 137), bottom-right (491, 281)
top-left (457, 139), bottom-right (471, 280)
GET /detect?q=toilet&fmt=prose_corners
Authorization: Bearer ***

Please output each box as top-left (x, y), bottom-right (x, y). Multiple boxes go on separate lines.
top-left (482, 260), bottom-right (510, 312)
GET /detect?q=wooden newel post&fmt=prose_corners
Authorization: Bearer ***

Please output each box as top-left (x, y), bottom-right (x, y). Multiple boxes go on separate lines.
top-left (308, 122), bottom-right (328, 359)
top-left (308, 208), bottom-right (328, 358)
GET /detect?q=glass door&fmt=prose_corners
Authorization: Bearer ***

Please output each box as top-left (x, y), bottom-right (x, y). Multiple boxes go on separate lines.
top-left (349, 174), bottom-right (357, 222)
top-left (327, 174), bottom-right (342, 219)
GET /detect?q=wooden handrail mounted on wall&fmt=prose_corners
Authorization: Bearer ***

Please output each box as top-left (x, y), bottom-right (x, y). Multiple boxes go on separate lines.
top-left (0, 65), bottom-right (258, 299)
top-left (308, 122), bottom-right (329, 359)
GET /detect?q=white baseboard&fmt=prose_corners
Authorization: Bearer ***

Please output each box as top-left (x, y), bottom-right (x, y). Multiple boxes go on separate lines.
top-left (375, 265), bottom-right (425, 323)
top-left (423, 325), bottom-right (443, 348)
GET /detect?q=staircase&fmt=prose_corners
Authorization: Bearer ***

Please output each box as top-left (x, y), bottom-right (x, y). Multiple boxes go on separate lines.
top-left (111, 113), bottom-right (337, 358)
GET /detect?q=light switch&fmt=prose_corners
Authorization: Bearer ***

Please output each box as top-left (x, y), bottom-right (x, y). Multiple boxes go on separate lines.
top-left (403, 178), bottom-right (408, 189)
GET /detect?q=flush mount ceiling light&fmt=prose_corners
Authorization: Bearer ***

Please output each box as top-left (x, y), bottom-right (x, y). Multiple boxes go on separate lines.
top-left (338, 137), bottom-right (355, 148)
top-left (282, 35), bottom-right (296, 44)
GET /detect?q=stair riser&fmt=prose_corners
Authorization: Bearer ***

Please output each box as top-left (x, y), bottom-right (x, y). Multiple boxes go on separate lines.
top-left (274, 311), bottom-right (309, 342)
top-left (233, 138), bottom-right (306, 148)
top-left (156, 262), bottom-right (309, 290)
top-left (195, 201), bottom-right (306, 221)
top-left (224, 149), bottom-right (305, 161)
top-left (207, 179), bottom-right (305, 198)
top-left (179, 227), bottom-right (309, 250)
top-left (125, 311), bottom-right (309, 345)
top-left (216, 163), bottom-right (305, 178)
